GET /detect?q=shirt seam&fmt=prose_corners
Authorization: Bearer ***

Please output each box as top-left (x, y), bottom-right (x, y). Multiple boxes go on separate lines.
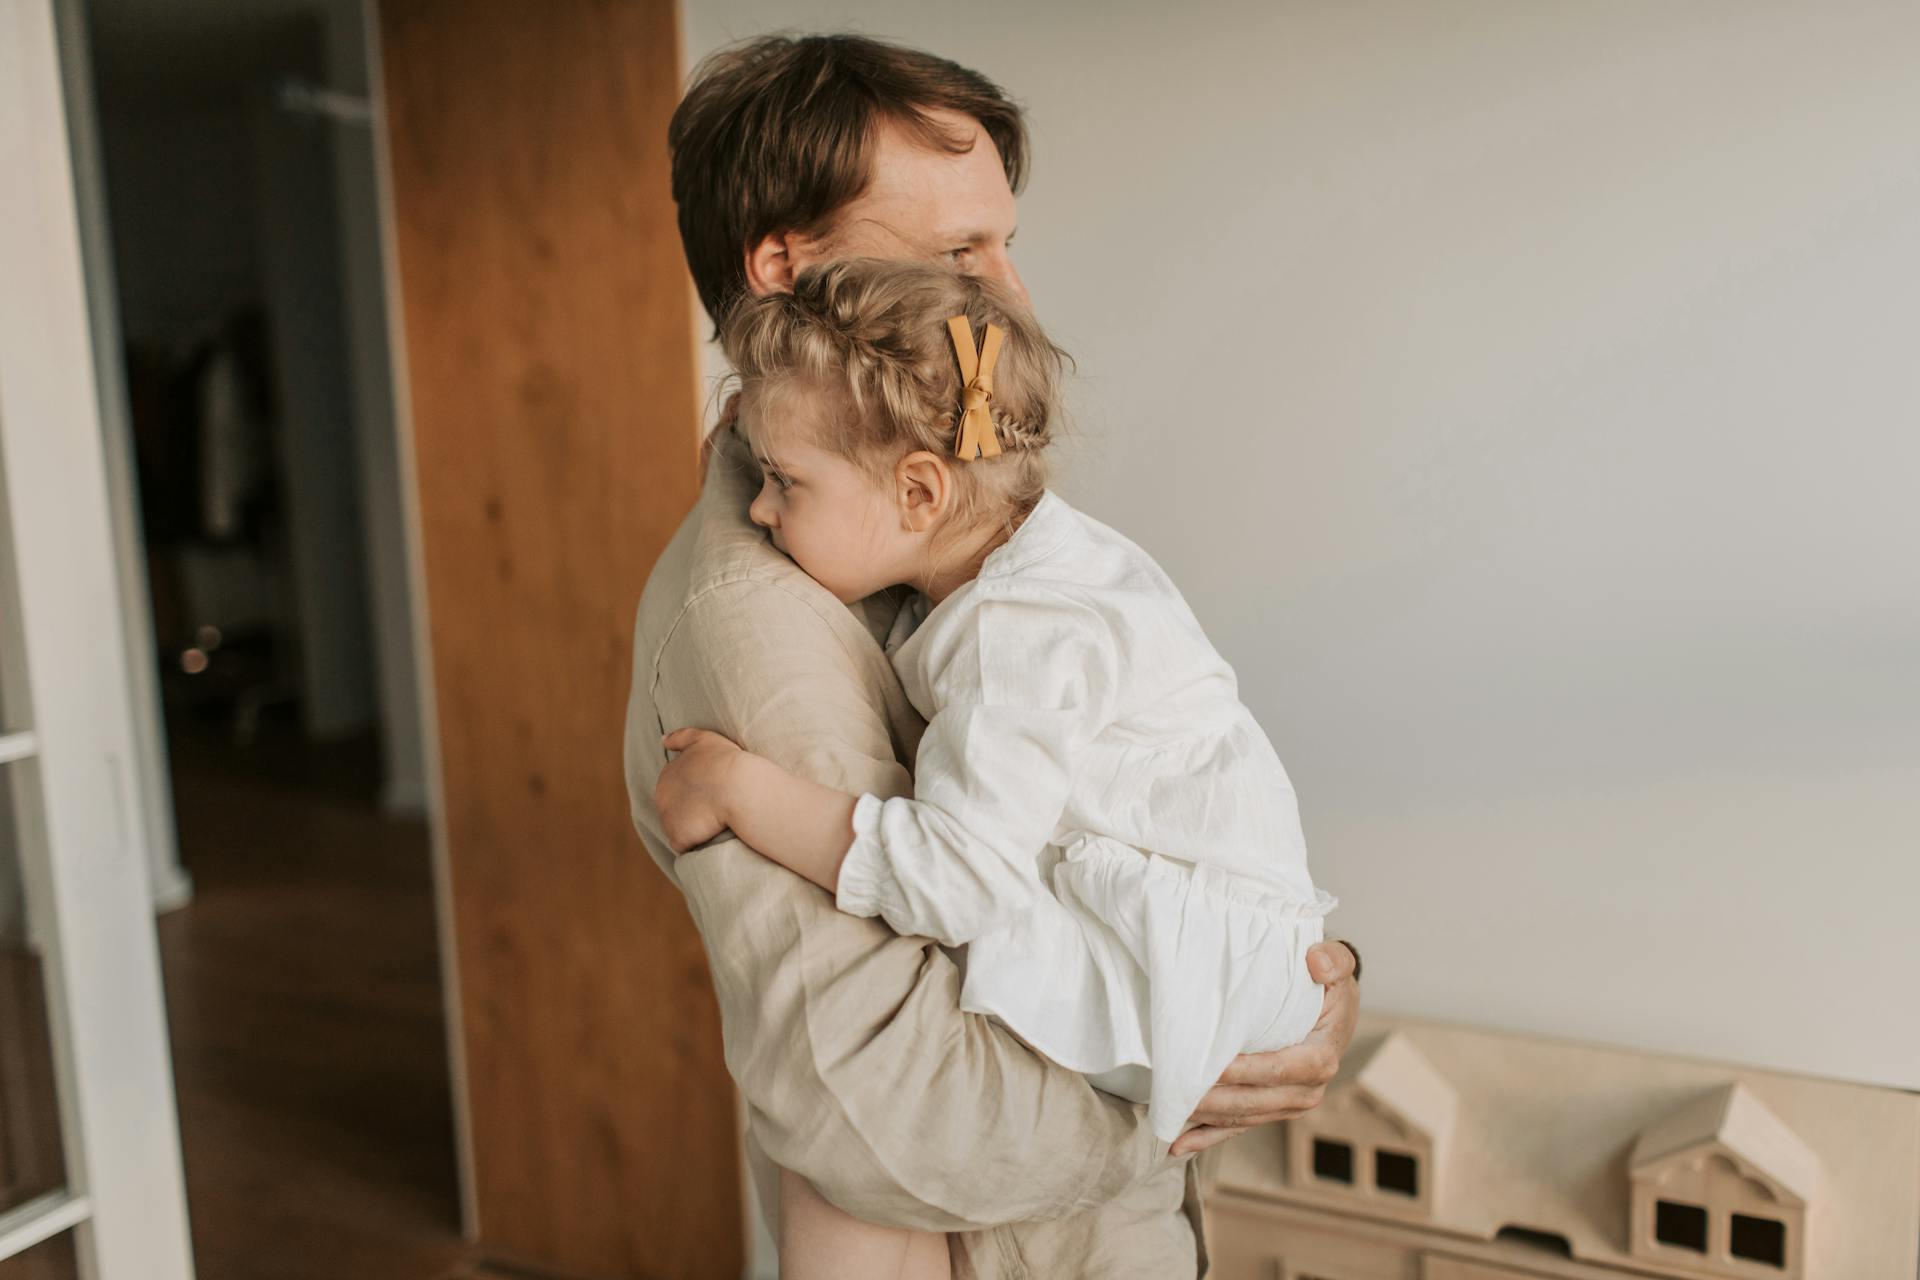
top-left (646, 568), bottom-right (884, 713)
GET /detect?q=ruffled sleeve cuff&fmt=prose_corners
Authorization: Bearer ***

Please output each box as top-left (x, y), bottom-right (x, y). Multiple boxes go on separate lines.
top-left (834, 792), bottom-right (896, 920)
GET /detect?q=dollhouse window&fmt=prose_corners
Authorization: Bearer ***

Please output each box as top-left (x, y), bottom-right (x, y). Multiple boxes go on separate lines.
top-left (1311, 1138), bottom-right (1354, 1184)
top-left (1730, 1214), bottom-right (1786, 1268)
top-left (1654, 1200), bottom-right (1709, 1252)
top-left (1374, 1148), bottom-right (1418, 1197)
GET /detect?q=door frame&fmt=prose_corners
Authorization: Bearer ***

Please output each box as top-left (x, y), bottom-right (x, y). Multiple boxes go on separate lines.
top-left (0, 0), bottom-right (196, 1273)
top-left (46, 0), bottom-right (193, 917)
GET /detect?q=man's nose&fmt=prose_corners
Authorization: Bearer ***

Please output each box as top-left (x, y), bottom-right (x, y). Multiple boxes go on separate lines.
top-left (987, 254), bottom-right (1030, 307)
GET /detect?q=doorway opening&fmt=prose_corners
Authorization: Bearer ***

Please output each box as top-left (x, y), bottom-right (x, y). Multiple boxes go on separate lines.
top-left (59, 0), bottom-right (466, 1274)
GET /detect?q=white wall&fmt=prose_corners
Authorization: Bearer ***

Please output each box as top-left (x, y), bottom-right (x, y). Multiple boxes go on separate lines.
top-left (251, 51), bottom-right (382, 742)
top-left (686, 0), bottom-right (1920, 1091)
top-left (326, 0), bottom-right (427, 810)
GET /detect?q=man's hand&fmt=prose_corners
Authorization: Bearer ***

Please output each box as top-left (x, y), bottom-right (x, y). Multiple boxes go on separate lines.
top-left (1170, 940), bottom-right (1360, 1157)
top-left (656, 727), bottom-right (747, 853)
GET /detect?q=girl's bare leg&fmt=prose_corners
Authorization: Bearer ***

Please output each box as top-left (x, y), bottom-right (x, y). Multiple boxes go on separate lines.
top-left (778, 1166), bottom-right (951, 1280)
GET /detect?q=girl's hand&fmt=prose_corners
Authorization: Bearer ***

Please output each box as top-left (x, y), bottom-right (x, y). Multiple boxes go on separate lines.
top-left (656, 727), bottom-right (747, 853)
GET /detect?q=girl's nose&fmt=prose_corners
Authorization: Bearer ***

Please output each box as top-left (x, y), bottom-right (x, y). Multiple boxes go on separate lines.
top-left (748, 489), bottom-right (776, 530)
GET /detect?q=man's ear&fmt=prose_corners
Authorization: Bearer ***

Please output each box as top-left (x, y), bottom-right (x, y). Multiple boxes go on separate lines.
top-left (744, 232), bottom-right (798, 296)
top-left (896, 450), bottom-right (955, 533)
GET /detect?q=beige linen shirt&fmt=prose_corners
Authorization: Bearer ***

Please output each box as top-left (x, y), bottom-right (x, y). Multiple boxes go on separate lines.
top-left (622, 423), bottom-right (1208, 1278)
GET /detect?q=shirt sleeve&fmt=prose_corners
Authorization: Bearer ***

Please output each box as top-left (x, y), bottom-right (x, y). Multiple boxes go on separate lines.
top-left (835, 590), bottom-right (1119, 947)
top-left (633, 577), bottom-right (1171, 1233)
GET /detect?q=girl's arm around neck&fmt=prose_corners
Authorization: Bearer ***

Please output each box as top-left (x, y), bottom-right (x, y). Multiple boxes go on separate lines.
top-left (726, 751), bottom-right (859, 893)
top-left (656, 726), bottom-right (858, 892)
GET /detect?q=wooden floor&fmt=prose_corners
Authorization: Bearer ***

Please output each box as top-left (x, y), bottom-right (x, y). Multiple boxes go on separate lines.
top-left (157, 719), bottom-right (492, 1280)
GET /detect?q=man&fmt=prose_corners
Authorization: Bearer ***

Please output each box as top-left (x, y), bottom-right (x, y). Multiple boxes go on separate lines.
top-left (623, 34), bottom-right (1360, 1277)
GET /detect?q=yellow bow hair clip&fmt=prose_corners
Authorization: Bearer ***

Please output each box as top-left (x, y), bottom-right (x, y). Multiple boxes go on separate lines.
top-left (948, 315), bottom-right (1006, 460)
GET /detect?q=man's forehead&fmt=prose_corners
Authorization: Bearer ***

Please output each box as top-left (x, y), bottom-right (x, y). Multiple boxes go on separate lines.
top-left (858, 113), bottom-right (1017, 232)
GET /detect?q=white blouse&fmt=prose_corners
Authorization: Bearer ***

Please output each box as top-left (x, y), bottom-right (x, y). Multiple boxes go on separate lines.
top-left (836, 490), bottom-right (1336, 1141)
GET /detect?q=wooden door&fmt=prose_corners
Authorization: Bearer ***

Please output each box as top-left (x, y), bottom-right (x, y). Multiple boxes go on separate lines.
top-left (373, 3), bottom-right (737, 1275)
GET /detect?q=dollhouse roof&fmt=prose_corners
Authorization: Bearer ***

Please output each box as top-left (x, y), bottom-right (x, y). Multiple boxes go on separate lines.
top-left (1630, 1082), bottom-right (1822, 1206)
top-left (1346, 1031), bottom-right (1459, 1149)
top-left (1213, 1016), bottom-right (1918, 1279)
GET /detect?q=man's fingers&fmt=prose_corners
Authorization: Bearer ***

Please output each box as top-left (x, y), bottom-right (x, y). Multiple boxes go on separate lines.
top-left (1305, 939), bottom-right (1355, 986)
top-left (661, 727), bottom-right (702, 752)
top-left (1185, 1081), bottom-right (1326, 1129)
top-left (1176, 943), bottom-right (1361, 1143)
top-left (1215, 1039), bottom-right (1341, 1089)
top-left (1170, 1124), bottom-right (1250, 1157)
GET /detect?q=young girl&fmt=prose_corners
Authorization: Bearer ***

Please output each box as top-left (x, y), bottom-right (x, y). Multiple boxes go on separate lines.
top-left (655, 259), bottom-right (1335, 1280)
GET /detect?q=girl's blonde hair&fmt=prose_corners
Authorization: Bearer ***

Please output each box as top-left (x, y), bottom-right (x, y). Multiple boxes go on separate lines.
top-left (720, 258), bottom-right (1067, 540)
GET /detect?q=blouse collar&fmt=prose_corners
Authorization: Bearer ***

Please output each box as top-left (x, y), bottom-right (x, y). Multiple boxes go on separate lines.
top-left (978, 489), bottom-right (1070, 580)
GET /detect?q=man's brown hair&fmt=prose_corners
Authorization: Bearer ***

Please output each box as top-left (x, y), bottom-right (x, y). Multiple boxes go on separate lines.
top-left (669, 34), bottom-right (1029, 328)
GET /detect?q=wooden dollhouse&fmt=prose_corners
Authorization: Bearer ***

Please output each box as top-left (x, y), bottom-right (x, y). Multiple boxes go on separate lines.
top-left (1204, 1015), bottom-right (1920, 1280)
top-left (1281, 1031), bottom-right (1459, 1222)
top-left (1627, 1083), bottom-right (1819, 1276)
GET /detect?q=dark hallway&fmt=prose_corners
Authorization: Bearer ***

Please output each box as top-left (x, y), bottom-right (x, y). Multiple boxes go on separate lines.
top-left (157, 719), bottom-right (481, 1280)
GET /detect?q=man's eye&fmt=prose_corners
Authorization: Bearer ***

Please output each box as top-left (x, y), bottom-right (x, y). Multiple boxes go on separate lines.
top-left (946, 247), bottom-right (971, 263)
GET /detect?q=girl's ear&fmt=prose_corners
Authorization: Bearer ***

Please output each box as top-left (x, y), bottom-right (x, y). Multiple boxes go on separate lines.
top-left (895, 450), bottom-right (954, 533)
